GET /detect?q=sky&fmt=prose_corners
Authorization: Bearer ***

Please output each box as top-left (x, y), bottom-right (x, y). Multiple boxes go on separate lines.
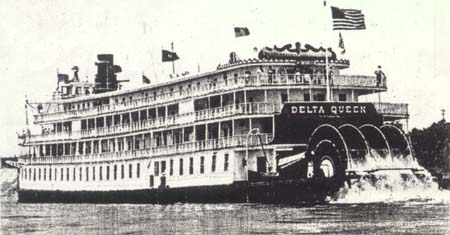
top-left (0, 0), bottom-right (449, 156)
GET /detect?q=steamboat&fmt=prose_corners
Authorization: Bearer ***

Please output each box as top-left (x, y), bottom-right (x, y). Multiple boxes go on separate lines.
top-left (16, 43), bottom-right (414, 203)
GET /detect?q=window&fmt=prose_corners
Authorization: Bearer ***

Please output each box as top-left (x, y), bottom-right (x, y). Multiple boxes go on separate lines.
top-left (179, 158), bottom-right (184, 175)
top-left (107, 166), bottom-right (110, 180)
top-left (100, 166), bottom-right (103, 181)
top-left (161, 161), bottom-right (166, 174)
top-left (137, 163), bottom-right (140, 178)
top-left (304, 93), bottom-right (310, 101)
top-left (155, 162), bottom-right (160, 176)
top-left (33, 168), bottom-right (36, 181)
top-left (150, 175), bottom-right (154, 187)
top-left (212, 154), bottom-right (217, 172)
top-left (86, 167), bottom-right (89, 181)
top-left (43, 168), bottom-right (46, 181)
top-left (257, 157), bottom-right (267, 172)
top-left (316, 93), bottom-right (326, 101)
top-left (54, 168), bottom-right (57, 181)
top-left (121, 165), bottom-right (124, 179)
top-left (129, 164), bottom-right (133, 178)
top-left (224, 154), bottom-right (229, 171)
top-left (38, 168), bottom-right (41, 181)
top-left (92, 166), bottom-right (96, 181)
top-left (169, 159), bottom-right (174, 176)
top-left (79, 167), bottom-right (82, 181)
top-left (281, 93), bottom-right (288, 103)
top-left (189, 157), bottom-right (194, 175)
top-left (339, 93), bottom-right (347, 101)
top-left (48, 168), bottom-right (52, 181)
top-left (200, 156), bottom-right (205, 174)
top-left (66, 167), bottom-right (69, 181)
top-left (114, 165), bottom-right (117, 180)
top-left (81, 120), bottom-right (87, 130)
top-left (73, 168), bottom-right (76, 181)
top-left (61, 168), bottom-right (64, 181)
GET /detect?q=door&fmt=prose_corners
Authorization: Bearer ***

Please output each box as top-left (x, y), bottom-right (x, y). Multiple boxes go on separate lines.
top-left (257, 157), bottom-right (267, 172)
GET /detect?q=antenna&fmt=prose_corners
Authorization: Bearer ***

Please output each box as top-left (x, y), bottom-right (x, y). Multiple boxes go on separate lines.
top-left (442, 109), bottom-right (446, 121)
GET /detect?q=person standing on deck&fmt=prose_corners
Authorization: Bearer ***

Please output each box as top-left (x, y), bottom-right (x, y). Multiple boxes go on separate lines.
top-left (375, 65), bottom-right (386, 87)
top-left (256, 66), bottom-right (264, 84)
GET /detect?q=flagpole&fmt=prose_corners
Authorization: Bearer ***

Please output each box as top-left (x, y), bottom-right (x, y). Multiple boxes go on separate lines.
top-left (171, 42), bottom-right (175, 74)
top-left (324, 3), bottom-right (331, 102)
top-left (325, 48), bottom-right (331, 102)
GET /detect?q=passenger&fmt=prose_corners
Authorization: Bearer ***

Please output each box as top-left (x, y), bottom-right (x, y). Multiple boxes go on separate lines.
top-left (267, 66), bottom-right (274, 83)
top-left (278, 68), bottom-right (287, 83)
top-left (374, 65), bottom-right (386, 87)
top-left (294, 68), bottom-right (301, 83)
top-left (256, 66), bottom-right (264, 84)
top-left (244, 70), bottom-right (251, 84)
top-left (314, 70), bottom-right (323, 84)
top-left (328, 68), bottom-right (334, 85)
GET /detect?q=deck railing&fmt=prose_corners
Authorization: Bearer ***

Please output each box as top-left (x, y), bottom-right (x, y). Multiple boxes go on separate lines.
top-left (27, 101), bottom-right (408, 143)
top-left (374, 102), bottom-right (408, 117)
top-left (34, 74), bottom-right (384, 123)
top-left (28, 102), bottom-right (279, 142)
top-left (24, 134), bottom-right (274, 164)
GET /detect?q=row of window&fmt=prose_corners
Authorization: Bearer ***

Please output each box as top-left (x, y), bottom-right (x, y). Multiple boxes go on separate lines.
top-left (22, 154), bottom-right (231, 182)
top-left (22, 163), bottom-right (141, 182)
top-left (80, 103), bottom-right (179, 130)
top-left (153, 154), bottom-right (229, 177)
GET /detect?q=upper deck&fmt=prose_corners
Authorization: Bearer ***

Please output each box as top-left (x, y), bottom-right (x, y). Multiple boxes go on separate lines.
top-left (32, 59), bottom-right (387, 124)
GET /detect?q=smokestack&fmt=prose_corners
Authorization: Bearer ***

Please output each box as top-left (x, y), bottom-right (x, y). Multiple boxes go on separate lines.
top-left (94, 54), bottom-right (122, 94)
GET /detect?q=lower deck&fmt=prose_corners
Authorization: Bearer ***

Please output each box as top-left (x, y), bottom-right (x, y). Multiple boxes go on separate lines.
top-left (18, 147), bottom-right (279, 192)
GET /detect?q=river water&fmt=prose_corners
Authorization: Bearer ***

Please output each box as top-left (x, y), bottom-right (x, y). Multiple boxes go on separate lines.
top-left (2, 160), bottom-right (450, 234)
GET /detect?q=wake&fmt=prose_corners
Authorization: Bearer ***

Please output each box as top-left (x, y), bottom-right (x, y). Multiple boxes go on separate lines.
top-left (332, 152), bottom-right (450, 204)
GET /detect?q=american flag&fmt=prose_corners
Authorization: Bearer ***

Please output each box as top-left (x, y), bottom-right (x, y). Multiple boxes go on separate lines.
top-left (331, 6), bottom-right (366, 30)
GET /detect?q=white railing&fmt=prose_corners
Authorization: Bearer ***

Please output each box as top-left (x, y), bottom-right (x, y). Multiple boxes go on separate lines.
top-left (332, 75), bottom-right (386, 88)
top-left (26, 134), bottom-right (274, 164)
top-left (374, 102), bottom-right (408, 116)
top-left (28, 102), bottom-right (279, 142)
top-left (34, 74), bottom-right (382, 123)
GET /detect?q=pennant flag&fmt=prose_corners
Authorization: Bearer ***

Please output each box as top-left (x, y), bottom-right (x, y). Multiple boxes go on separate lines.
top-left (142, 74), bottom-right (151, 84)
top-left (338, 32), bottom-right (346, 54)
top-left (331, 6), bottom-right (366, 30)
top-left (234, 27), bottom-right (250, 37)
top-left (162, 49), bottom-right (179, 62)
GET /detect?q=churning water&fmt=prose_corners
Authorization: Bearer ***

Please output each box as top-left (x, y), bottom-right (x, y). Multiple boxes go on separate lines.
top-left (1, 153), bottom-right (450, 235)
top-left (334, 152), bottom-right (450, 204)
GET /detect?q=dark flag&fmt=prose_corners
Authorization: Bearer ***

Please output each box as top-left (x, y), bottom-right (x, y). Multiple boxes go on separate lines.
top-left (142, 74), bottom-right (150, 84)
top-left (234, 27), bottom-right (250, 37)
top-left (57, 73), bottom-right (69, 83)
top-left (338, 32), bottom-right (346, 54)
top-left (56, 72), bottom-right (69, 90)
top-left (331, 6), bottom-right (366, 30)
top-left (162, 49), bottom-right (179, 62)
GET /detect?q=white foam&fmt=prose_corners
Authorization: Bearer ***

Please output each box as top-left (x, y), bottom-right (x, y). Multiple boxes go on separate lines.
top-left (333, 152), bottom-right (450, 204)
